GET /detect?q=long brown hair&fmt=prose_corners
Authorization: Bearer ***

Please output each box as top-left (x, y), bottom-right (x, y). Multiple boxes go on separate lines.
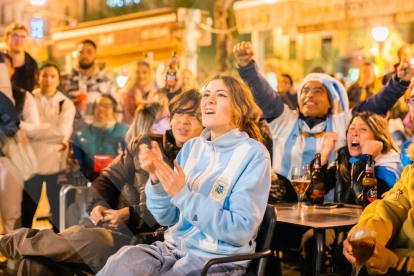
top-left (339, 111), bottom-right (398, 182)
top-left (202, 74), bottom-right (263, 142)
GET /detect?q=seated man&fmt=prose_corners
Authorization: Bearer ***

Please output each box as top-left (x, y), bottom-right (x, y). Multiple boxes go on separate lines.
top-left (0, 90), bottom-right (203, 276)
top-left (67, 94), bottom-right (129, 227)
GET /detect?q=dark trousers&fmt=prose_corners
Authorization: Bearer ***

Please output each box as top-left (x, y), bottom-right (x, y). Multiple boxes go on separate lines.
top-left (21, 174), bottom-right (60, 233)
top-left (0, 226), bottom-right (132, 275)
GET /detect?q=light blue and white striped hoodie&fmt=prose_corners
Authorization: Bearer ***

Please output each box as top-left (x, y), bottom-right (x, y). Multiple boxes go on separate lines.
top-left (145, 128), bottom-right (271, 263)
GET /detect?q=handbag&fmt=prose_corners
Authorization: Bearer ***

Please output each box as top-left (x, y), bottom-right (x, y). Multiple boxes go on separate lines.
top-left (0, 130), bottom-right (38, 181)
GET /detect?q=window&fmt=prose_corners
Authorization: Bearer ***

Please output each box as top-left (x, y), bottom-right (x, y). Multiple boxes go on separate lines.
top-left (321, 37), bottom-right (332, 61)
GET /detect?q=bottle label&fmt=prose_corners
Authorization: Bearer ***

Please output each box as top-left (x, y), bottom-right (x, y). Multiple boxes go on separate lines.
top-left (367, 188), bottom-right (377, 203)
top-left (311, 190), bottom-right (324, 198)
top-left (166, 73), bottom-right (177, 86)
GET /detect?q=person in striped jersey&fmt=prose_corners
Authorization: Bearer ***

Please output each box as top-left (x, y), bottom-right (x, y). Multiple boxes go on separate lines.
top-left (233, 41), bottom-right (414, 182)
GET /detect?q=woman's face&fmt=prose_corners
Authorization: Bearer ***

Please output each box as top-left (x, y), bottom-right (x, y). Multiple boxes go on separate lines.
top-left (201, 79), bottom-right (233, 133)
top-left (347, 116), bottom-right (376, 157)
top-left (39, 66), bottom-right (60, 94)
top-left (135, 64), bottom-right (151, 88)
top-left (181, 71), bottom-right (194, 92)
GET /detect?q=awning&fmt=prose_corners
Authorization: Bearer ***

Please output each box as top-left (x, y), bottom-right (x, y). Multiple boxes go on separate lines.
top-left (234, 0), bottom-right (414, 34)
top-left (51, 9), bottom-right (178, 58)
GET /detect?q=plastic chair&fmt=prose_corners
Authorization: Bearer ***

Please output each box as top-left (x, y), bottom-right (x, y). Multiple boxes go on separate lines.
top-left (201, 204), bottom-right (277, 276)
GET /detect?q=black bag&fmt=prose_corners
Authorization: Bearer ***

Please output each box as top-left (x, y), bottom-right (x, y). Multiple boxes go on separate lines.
top-left (131, 226), bottom-right (167, 245)
top-left (268, 171), bottom-right (298, 203)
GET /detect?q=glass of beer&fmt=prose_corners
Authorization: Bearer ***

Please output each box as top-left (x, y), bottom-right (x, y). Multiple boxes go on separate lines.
top-left (349, 226), bottom-right (377, 276)
top-left (291, 165), bottom-right (311, 209)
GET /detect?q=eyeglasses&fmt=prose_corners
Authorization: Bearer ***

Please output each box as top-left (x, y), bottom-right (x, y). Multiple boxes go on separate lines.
top-left (11, 34), bottom-right (28, 41)
top-left (405, 97), bottom-right (414, 107)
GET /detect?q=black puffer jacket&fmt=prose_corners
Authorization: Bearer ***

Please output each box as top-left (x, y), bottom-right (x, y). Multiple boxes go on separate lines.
top-left (317, 148), bottom-right (389, 204)
top-left (87, 130), bottom-right (180, 235)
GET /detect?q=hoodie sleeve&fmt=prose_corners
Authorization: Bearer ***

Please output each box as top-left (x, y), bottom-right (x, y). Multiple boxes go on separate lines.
top-left (353, 75), bottom-right (409, 116)
top-left (144, 139), bottom-right (194, 227)
top-left (171, 146), bottom-right (271, 247)
top-left (349, 166), bottom-right (414, 274)
top-left (238, 60), bottom-right (285, 121)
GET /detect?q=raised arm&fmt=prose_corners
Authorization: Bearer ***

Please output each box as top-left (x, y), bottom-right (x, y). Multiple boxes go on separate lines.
top-left (354, 59), bottom-right (414, 116)
top-left (233, 42), bottom-right (284, 120)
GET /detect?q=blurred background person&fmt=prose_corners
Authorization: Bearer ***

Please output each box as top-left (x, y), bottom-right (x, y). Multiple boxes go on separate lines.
top-left (5, 23), bottom-right (38, 93)
top-left (121, 61), bottom-right (157, 124)
top-left (277, 73), bottom-right (298, 110)
top-left (73, 94), bottom-right (128, 182)
top-left (61, 40), bottom-right (118, 125)
top-left (68, 94), bottom-right (129, 227)
top-left (22, 63), bottom-right (76, 233)
top-left (125, 101), bottom-right (169, 144)
top-left (167, 68), bottom-right (198, 102)
top-left (0, 52), bottom-right (38, 237)
top-left (347, 63), bottom-right (380, 108)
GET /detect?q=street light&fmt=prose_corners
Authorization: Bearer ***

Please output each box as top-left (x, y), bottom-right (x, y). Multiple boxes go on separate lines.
top-left (371, 27), bottom-right (389, 42)
top-left (29, 0), bottom-right (46, 5)
top-left (371, 27), bottom-right (389, 77)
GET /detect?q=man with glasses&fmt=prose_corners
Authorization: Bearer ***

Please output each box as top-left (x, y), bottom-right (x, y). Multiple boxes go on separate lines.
top-left (401, 85), bottom-right (414, 166)
top-left (5, 23), bottom-right (38, 93)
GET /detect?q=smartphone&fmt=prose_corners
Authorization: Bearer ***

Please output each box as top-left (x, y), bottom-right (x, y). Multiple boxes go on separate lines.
top-left (315, 203), bottom-right (344, 209)
top-left (410, 58), bottom-right (414, 65)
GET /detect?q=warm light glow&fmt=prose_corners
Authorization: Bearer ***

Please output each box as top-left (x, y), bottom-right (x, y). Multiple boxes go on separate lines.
top-left (29, 0), bottom-right (46, 5)
top-left (371, 27), bottom-right (389, 42)
top-left (265, 0), bottom-right (278, 3)
top-left (117, 76), bottom-right (129, 88)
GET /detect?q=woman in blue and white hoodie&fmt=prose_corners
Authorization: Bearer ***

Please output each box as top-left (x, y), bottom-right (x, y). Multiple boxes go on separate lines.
top-left (97, 74), bottom-right (272, 276)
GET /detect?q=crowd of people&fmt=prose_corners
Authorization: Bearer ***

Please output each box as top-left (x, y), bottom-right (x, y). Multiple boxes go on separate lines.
top-left (1, 20), bottom-right (414, 276)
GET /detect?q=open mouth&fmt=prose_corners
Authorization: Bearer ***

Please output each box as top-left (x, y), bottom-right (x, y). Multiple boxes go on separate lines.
top-left (204, 108), bottom-right (216, 115)
top-left (177, 128), bottom-right (189, 135)
top-left (350, 141), bottom-right (360, 149)
top-left (304, 101), bottom-right (317, 106)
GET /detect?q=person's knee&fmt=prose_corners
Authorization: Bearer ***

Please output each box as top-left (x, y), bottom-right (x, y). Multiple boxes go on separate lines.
top-left (301, 229), bottom-right (315, 257)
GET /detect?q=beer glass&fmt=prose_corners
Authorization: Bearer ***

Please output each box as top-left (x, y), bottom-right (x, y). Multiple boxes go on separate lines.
top-left (291, 165), bottom-right (311, 209)
top-left (349, 226), bottom-right (377, 276)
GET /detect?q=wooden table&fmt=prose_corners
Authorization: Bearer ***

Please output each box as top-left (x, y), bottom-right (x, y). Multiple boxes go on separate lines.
top-left (273, 202), bottom-right (362, 276)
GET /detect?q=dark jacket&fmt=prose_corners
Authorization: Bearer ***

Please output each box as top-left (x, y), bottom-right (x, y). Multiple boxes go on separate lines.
top-left (11, 52), bottom-right (38, 93)
top-left (0, 91), bottom-right (19, 138)
top-left (316, 148), bottom-right (389, 204)
top-left (86, 130), bottom-right (179, 235)
top-left (12, 85), bottom-right (27, 117)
